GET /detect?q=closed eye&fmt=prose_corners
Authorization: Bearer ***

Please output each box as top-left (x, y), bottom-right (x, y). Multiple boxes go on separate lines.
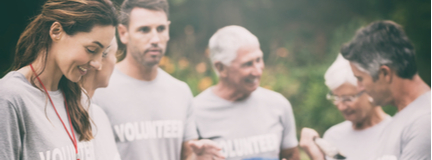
top-left (102, 51), bottom-right (108, 58)
top-left (86, 47), bottom-right (97, 54)
top-left (102, 45), bottom-right (111, 58)
top-left (243, 61), bottom-right (253, 67)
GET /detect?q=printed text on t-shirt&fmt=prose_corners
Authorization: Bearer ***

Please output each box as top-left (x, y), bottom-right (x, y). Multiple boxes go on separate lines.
top-left (39, 141), bottom-right (94, 160)
top-left (114, 120), bottom-right (184, 142)
top-left (218, 134), bottom-right (278, 158)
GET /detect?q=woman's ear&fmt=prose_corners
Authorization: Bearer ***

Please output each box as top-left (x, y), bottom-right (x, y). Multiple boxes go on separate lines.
top-left (49, 22), bottom-right (64, 42)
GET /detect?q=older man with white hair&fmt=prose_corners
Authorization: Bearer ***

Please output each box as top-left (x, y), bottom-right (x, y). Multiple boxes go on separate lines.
top-left (193, 25), bottom-right (300, 160)
top-left (299, 54), bottom-right (392, 160)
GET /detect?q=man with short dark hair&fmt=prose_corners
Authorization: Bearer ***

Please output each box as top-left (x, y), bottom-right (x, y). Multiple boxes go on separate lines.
top-left (93, 0), bottom-right (224, 159)
top-left (341, 20), bottom-right (431, 160)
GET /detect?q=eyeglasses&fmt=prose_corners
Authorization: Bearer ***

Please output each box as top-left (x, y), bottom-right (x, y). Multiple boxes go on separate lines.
top-left (326, 91), bottom-right (365, 105)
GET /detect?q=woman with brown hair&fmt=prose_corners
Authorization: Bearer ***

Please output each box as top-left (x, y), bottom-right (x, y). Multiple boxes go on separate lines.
top-left (0, 0), bottom-right (119, 159)
top-left (81, 37), bottom-right (120, 160)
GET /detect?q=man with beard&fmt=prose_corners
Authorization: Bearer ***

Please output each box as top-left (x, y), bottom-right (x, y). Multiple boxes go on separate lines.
top-left (92, 0), bottom-right (224, 159)
top-left (341, 20), bottom-right (430, 160)
top-left (193, 25), bottom-right (300, 160)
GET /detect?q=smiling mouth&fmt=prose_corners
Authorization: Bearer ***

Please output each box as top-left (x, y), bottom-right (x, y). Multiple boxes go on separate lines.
top-left (343, 110), bottom-right (355, 116)
top-left (78, 66), bottom-right (88, 75)
top-left (245, 77), bottom-right (259, 84)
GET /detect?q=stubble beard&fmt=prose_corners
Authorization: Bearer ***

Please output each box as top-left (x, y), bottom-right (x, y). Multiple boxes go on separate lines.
top-left (130, 47), bottom-right (164, 68)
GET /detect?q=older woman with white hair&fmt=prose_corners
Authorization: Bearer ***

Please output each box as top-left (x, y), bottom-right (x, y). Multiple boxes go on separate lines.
top-left (299, 54), bottom-right (392, 160)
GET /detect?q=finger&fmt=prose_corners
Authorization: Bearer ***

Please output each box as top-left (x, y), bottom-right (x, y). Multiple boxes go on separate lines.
top-left (214, 156), bottom-right (226, 160)
top-left (202, 139), bottom-right (221, 150)
top-left (189, 141), bottom-right (204, 152)
top-left (212, 151), bottom-right (225, 159)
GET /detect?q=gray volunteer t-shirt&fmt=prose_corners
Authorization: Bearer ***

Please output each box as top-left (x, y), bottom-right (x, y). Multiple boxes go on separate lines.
top-left (193, 87), bottom-right (298, 160)
top-left (0, 71), bottom-right (118, 160)
top-left (373, 91), bottom-right (431, 160)
top-left (323, 115), bottom-right (392, 160)
top-left (90, 104), bottom-right (121, 160)
top-left (92, 68), bottom-right (198, 160)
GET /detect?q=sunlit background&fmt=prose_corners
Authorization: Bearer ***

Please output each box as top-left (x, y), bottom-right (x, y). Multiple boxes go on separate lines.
top-left (0, 0), bottom-right (430, 159)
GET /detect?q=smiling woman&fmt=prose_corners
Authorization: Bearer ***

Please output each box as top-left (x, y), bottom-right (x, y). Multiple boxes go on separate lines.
top-left (0, 0), bottom-right (118, 159)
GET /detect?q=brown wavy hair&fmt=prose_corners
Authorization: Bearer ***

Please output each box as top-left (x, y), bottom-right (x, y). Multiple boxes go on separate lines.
top-left (12, 0), bottom-right (118, 141)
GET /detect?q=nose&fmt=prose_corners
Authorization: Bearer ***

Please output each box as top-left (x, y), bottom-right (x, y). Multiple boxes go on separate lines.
top-left (251, 62), bottom-right (264, 76)
top-left (335, 101), bottom-right (347, 111)
top-left (149, 30), bottom-right (160, 45)
top-left (90, 56), bottom-right (102, 71)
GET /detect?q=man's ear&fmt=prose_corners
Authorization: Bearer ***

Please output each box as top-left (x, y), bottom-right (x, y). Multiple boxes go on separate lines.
top-left (214, 62), bottom-right (227, 78)
top-left (117, 24), bottom-right (129, 45)
top-left (379, 65), bottom-right (393, 83)
top-left (49, 22), bottom-right (64, 42)
top-left (166, 21), bottom-right (171, 41)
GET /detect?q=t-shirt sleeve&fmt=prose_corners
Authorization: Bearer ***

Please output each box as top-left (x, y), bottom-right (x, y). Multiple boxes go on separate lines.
top-left (182, 87), bottom-right (199, 141)
top-left (399, 113), bottom-right (431, 160)
top-left (91, 104), bottom-right (121, 160)
top-left (0, 98), bottom-right (22, 160)
top-left (280, 97), bottom-right (299, 149)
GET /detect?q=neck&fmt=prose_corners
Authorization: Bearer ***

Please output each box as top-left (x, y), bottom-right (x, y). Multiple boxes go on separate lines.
top-left (87, 89), bottom-right (95, 98)
top-left (352, 107), bottom-right (387, 130)
top-left (116, 54), bottom-right (158, 81)
top-left (82, 78), bottom-right (97, 98)
top-left (213, 80), bottom-right (251, 101)
top-left (391, 74), bottom-right (430, 111)
top-left (18, 53), bottom-right (64, 91)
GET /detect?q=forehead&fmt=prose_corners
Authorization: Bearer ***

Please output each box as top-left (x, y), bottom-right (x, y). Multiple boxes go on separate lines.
top-left (332, 82), bottom-right (358, 95)
top-left (72, 25), bottom-right (115, 48)
top-left (234, 44), bottom-right (263, 62)
top-left (105, 38), bottom-right (118, 52)
top-left (129, 7), bottom-right (168, 28)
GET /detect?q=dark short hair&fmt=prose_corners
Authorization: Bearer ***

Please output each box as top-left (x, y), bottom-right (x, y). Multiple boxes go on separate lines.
top-left (340, 20), bottom-right (417, 80)
top-left (119, 0), bottom-right (169, 26)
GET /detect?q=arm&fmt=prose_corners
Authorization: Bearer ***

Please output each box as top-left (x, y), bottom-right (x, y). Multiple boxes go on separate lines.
top-left (181, 139), bottom-right (225, 160)
top-left (299, 128), bottom-right (325, 160)
top-left (280, 147), bottom-right (300, 160)
top-left (0, 100), bottom-right (21, 160)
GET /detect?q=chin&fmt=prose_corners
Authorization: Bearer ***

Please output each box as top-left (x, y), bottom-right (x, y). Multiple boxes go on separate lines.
top-left (144, 60), bottom-right (160, 67)
top-left (67, 75), bottom-right (82, 83)
top-left (99, 82), bottom-right (109, 88)
top-left (343, 114), bottom-right (355, 121)
top-left (371, 97), bottom-right (386, 106)
top-left (244, 86), bottom-right (259, 94)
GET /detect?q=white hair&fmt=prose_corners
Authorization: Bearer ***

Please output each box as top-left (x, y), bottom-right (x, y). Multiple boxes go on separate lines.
top-left (208, 25), bottom-right (260, 67)
top-left (324, 54), bottom-right (358, 90)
